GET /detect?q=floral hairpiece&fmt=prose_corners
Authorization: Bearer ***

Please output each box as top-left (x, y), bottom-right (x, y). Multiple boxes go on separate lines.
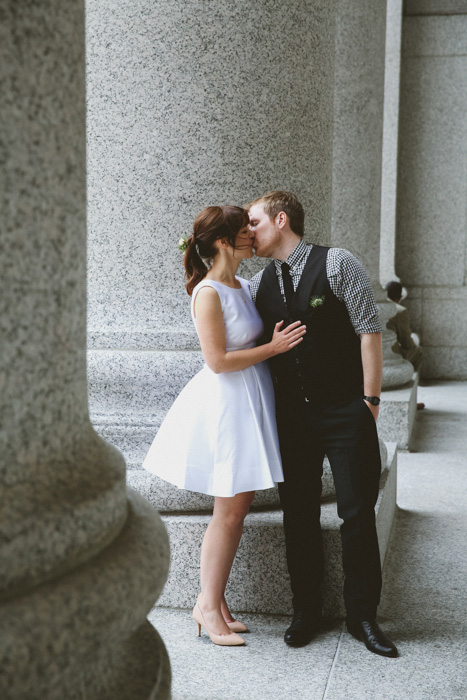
top-left (178, 233), bottom-right (190, 253)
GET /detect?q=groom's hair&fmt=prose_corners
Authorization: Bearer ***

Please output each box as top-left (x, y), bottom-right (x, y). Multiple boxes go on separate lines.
top-left (248, 191), bottom-right (305, 237)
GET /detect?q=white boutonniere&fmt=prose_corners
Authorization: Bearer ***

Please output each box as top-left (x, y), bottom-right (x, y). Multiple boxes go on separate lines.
top-left (309, 294), bottom-right (325, 309)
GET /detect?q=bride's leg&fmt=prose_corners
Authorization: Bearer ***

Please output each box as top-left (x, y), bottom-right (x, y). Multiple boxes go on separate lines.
top-left (219, 512), bottom-right (247, 624)
top-left (221, 594), bottom-right (236, 623)
top-left (198, 490), bottom-right (254, 635)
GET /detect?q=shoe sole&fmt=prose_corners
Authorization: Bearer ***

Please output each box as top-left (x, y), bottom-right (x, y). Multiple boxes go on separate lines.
top-left (284, 638), bottom-right (313, 648)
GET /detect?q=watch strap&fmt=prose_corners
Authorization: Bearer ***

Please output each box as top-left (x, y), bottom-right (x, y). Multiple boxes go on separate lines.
top-left (363, 395), bottom-right (380, 406)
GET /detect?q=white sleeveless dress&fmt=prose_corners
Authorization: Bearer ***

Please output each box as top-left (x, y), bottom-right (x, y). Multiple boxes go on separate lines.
top-left (142, 277), bottom-right (284, 497)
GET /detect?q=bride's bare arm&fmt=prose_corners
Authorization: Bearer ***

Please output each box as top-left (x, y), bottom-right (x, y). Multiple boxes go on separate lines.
top-left (194, 286), bottom-right (306, 374)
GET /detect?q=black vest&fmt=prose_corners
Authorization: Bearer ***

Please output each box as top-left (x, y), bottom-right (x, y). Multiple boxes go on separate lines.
top-left (255, 245), bottom-right (363, 407)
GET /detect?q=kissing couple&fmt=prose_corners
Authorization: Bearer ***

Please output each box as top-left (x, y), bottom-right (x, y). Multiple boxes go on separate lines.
top-left (143, 190), bottom-right (398, 658)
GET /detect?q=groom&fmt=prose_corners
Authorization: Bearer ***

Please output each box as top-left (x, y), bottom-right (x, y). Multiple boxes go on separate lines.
top-left (248, 191), bottom-right (398, 657)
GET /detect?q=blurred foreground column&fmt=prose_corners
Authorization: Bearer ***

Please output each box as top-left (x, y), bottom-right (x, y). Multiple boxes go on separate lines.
top-left (0, 2), bottom-right (170, 697)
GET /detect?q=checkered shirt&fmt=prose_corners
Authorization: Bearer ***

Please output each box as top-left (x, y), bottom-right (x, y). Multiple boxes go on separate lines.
top-left (249, 240), bottom-right (382, 335)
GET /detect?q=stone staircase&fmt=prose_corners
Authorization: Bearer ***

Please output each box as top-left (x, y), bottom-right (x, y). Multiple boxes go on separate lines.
top-left (158, 443), bottom-right (396, 617)
top-left (88, 348), bottom-right (398, 618)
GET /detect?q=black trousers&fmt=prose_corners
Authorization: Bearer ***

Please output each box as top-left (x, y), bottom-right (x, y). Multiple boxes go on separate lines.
top-left (276, 394), bottom-right (382, 622)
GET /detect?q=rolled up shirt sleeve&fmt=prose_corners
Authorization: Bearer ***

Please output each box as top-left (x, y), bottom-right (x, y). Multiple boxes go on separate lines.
top-left (327, 248), bottom-right (382, 334)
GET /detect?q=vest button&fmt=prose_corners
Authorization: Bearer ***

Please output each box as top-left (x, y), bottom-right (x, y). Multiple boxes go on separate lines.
top-left (295, 358), bottom-right (300, 364)
top-left (304, 397), bottom-right (310, 403)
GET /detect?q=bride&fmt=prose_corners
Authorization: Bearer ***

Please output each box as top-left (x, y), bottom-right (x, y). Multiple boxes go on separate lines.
top-left (143, 205), bottom-right (306, 646)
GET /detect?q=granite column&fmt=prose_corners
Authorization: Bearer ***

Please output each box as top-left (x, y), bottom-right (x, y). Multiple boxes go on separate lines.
top-left (86, 0), bottom-right (337, 507)
top-left (331, 0), bottom-right (413, 388)
top-left (380, 0), bottom-right (404, 286)
top-left (86, 0), bottom-right (341, 613)
top-left (0, 2), bottom-right (170, 697)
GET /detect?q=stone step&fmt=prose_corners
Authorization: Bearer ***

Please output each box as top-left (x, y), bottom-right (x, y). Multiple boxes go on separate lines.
top-left (90, 414), bottom-right (341, 509)
top-left (157, 443), bottom-right (397, 618)
top-left (91, 411), bottom-right (167, 469)
top-left (92, 411), bottom-right (388, 512)
top-left (379, 372), bottom-right (419, 449)
top-left (87, 349), bottom-right (204, 417)
top-left (91, 417), bottom-right (387, 513)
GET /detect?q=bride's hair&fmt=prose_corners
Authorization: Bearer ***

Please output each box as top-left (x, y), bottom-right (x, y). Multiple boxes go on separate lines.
top-left (184, 205), bottom-right (249, 296)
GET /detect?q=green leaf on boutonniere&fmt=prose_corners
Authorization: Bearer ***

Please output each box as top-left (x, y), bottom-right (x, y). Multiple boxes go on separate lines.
top-left (309, 294), bottom-right (325, 308)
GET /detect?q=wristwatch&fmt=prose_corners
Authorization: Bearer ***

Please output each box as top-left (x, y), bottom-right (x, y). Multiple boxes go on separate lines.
top-left (363, 395), bottom-right (380, 406)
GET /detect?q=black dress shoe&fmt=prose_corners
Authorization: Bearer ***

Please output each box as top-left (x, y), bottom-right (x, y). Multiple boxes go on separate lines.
top-left (284, 611), bottom-right (321, 647)
top-left (346, 620), bottom-right (398, 658)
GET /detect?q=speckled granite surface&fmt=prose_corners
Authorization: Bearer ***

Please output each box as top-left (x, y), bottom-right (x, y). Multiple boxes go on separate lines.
top-left (0, 0), bottom-right (128, 595)
top-left (93, 402), bottom-right (388, 510)
top-left (1, 2), bottom-right (171, 696)
top-left (0, 489), bottom-right (171, 699)
top-left (85, 0), bottom-right (338, 531)
top-left (331, 0), bottom-right (386, 275)
top-left (126, 443), bottom-right (387, 512)
top-left (128, 463), bottom-right (334, 512)
top-left (90, 343), bottom-right (390, 511)
top-left (151, 607), bottom-right (344, 700)
top-left (88, 350), bottom-right (205, 418)
top-left (331, 0), bottom-right (415, 394)
top-left (379, 376), bottom-right (419, 449)
top-left (396, 15), bottom-right (467, 380)
top-left (86, 0), bottom-right (336, 348)
top-left (380, 0), bottom-right (403, 286)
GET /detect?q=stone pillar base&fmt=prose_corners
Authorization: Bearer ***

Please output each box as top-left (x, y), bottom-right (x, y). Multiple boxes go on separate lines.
top-left (85, 622), bottom-right (170, 700)
top-left (0, 490), bottom-right (170, 700)
top-left (379, 372), bottom-right (419, 449)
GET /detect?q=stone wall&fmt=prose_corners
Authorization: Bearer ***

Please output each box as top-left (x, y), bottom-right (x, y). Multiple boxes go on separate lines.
top-left (86, 0), bottom-right (335, 355)
top-left (397, 7), bottom-right (467, 378)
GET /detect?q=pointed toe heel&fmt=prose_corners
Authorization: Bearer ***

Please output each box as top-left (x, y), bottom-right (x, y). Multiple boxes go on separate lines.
top-left (192, 603), bottom-right (245, 647)
top-left (226, 619), bottom-right (249, 633)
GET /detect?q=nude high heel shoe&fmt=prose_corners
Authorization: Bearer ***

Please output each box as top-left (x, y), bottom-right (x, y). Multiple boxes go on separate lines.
top-left (226, 619), bottom-right (249, 633)
top-left (192, 603), bottom-right (245, 646)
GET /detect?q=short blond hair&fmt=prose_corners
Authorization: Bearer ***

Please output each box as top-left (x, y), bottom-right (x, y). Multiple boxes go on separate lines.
top-left (247, 191), bottom-right (305, 237)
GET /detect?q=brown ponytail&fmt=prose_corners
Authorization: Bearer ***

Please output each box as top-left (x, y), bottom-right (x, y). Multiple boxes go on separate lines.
top-left (184, 205), bottom-right (249, 296)
top-left (184, 236), bottom-right (207, 297)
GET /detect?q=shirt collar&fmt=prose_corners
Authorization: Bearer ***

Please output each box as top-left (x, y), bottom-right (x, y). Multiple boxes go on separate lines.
top-left (274, 239), bottom-right (311, 274)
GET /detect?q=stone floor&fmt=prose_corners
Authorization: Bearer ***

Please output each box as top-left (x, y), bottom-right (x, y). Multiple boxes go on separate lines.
top-left (148, 381), bottom-right (467, 700)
